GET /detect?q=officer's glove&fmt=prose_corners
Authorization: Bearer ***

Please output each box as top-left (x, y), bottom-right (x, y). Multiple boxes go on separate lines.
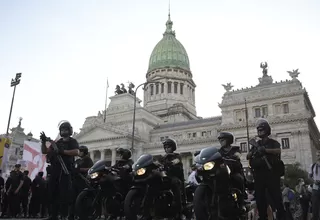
top-left (40, 132), bottom-right (47, 143)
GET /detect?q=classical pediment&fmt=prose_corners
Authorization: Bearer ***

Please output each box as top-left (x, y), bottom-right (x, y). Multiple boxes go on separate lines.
top-left (75, 125), bottom-right (129, 143)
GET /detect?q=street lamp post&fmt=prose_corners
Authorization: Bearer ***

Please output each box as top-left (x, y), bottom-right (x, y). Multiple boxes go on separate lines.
top-left (130, 79), bottom-right (163, 152)
top-left (6, 73), bottom-right (22, 136)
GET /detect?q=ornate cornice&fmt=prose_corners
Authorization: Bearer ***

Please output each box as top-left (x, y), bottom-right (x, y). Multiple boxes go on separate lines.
top-left (144, 136), bottom-right (218, 149)
top-left (218, 115), bottom-right (309, 130)
top-left (219, 90), bottom-right (305, 108)
top-left (78, 134), bottom-right (142, 145)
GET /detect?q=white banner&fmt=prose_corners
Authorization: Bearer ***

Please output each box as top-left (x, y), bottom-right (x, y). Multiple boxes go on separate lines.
top-left (23, 141), bottom-right (48, 179)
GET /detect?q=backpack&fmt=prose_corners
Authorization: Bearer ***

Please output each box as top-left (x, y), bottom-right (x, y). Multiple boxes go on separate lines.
top-left (287, 189), bottom-right (295, 201)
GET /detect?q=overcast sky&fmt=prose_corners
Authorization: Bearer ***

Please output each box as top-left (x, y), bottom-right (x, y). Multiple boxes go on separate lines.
top-left (0, 0), bottom-right (319, 139)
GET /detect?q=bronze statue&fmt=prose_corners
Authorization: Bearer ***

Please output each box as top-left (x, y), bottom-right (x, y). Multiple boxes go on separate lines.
top-left (115, 85), bottom-right (123, 95)
top-left (120, 83), bottom-right (127, 93)
top-left (222, 83), bottom-right (233, 92)
top-left (128, 82), bottom-right (135, 95)
top-left (260, 62), bottom-right (268, 76)
top-left (287, 69), bottom-right (300, 80)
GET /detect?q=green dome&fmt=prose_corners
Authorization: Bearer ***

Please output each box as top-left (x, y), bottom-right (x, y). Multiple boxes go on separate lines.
top-left (148, 15), bottom-right (190, 73)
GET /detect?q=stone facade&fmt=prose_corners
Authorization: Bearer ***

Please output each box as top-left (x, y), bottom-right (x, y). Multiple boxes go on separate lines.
top-left (75, 15), bottom-right (320, 177)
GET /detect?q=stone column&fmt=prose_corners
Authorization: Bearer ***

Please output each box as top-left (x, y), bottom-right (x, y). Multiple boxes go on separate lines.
top-left (90, 151), bottom-right (94, 160)
top-left (100, 149), bottom-right (105, 160)
top-left (111, 148), bottom-right (117, 165)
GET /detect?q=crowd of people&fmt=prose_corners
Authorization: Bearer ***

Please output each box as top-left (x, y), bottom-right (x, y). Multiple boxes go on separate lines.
top-left (0, 117), bottom-right (319, 220)
top-left (0, 166), bottom-right (49, 218)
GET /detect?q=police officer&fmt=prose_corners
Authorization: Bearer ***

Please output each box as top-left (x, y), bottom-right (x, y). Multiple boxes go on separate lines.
top-left (107, 148), bottom-right (133, 220)
top-left (112, 148), bottom-right (133, 171)
top-left (160, 138), bottom-right (186, 219)
top-left (218, 131), bottom-right (246, 211)
top-left (247, 119), bottom-right (285, 220)
top-left (69, 145), bottom-right (93, 220)
top-left (20, 170), bottom-right (31, 218)
top-left (40, 121), bottom-right (79, 220)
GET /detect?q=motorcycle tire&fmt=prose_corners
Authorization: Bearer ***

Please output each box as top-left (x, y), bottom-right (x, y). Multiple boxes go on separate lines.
top-left (75, 190), bottom-right (101, 220)
top-left (194, 185), bottom-right (212, 220)
top-left (124, 189), bottom-right (143, 220)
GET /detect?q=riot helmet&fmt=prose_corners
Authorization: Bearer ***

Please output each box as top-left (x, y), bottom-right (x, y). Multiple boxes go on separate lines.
top-left (117, 148), bottom-right (132, 160)
top-left (162, 138), bottom-right (177, 153)
top-left (79, 145), bottom-right (89, 156)
top-left (218, 131), bottom-right (234, 146)
top-left (256, 118), bottom-right (271, 138)
top-left (58, 120), bottom-right (73, 137)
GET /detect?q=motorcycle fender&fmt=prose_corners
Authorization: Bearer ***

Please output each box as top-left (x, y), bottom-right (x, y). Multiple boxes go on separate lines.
top-left (81, 187), bottom-right (97, 192)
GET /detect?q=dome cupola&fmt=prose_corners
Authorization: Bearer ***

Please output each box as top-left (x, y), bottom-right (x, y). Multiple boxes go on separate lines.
top-left (148, 14), bottom-right (190, 73)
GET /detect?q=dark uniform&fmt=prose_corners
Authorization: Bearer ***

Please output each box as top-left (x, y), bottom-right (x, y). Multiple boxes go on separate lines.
top-left (1, 172), bottom-right (13, 218)
top-left (41, 121), bottom-right (79, 220)
top-left (247, 119), bottom-right (285, 220)
top-left (8, 165), bottom-right (24, 217)
top-left (218, 132), bottom-right (246, 209)
top-left (20, 170), bottom-right (31, 217)
top-left (29, 172), bottom-right (46, 217)
top-left (69, 146), bottom-right (93, 220)
top-left (160, 138), bottom-right (186, 219)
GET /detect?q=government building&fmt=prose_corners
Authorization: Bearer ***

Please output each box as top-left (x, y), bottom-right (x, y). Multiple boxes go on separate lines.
top-left (71, 14), bottom-right (320, 177)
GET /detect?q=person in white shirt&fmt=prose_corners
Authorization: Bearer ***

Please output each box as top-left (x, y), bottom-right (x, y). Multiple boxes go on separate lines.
top-left (309, 150), bottom-right (320, 220)
top-left (187, 165), bottom-right (198, 185)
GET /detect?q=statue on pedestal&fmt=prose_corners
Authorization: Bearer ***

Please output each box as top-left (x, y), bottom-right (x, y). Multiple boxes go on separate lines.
top-left (222, 83), bottom-right (233, 92)
top-left (287, 69), bottom-right (300, 80)
top-left (260, 62), bottom-right (268, 76)
top-left (120, 83), bottom-right (127, 93)
top-left (128, 82), bottom-right (135, 95)
top-left (115, 85), bottom-right (122, 95)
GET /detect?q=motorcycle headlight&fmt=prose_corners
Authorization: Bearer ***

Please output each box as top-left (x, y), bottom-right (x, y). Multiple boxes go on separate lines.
top-left (136, 168), bottom-right (146, 176)
top-left (90, 172), bottom-right (99, 179)
top-left (226, 165), bottom-right (231, 175)
top-left (203, 162), bottom-right (215, 170)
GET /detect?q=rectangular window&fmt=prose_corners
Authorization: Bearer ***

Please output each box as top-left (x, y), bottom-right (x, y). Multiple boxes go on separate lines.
top-left (254, 108), bottom-right (261, 118)
top-left (240, 142), bottom-right (248, 152)
top-left (15, 148), bottom-right (18, 155)
top-left (236, 111), bottom-right (243, 122)
top-left (281, 138), bottom-right (290, 149)
top-left (262, 106), bottom-right (268, 117)
top-left (207, 131), bottom-right (212, 136)
top-left (156, 84), bottom-right (159, 94)
top-left (168, 82), bottom-right (172, 93)
top-left (193, 132), bottom-right (197, 137)
top-left (161, 83), bottom-right (164, 93)
top-left (180, 83), bottom-right (184, 94)
top-left (283, 103), bottom-right (289, 114)
top-left (188, 133), bottom-right (191, 138)
top-left (174, 83), bottom-right (178, 94)
top-left (150, 84), bottom-right (154, 96)
top-left (160, 137), bottom-right (165, 141)
top-left (201, 131), bottom-right (207, 137)
top-left (274, 104), bottom-right (281, 114)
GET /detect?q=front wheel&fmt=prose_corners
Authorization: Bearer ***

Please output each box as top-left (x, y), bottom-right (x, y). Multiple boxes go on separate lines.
top-left (194, 185), bottom-right (212, 220)
top-left (124, 189), bottom-right (143, 220)
top-left (75, 190), bottom-right (101, 220)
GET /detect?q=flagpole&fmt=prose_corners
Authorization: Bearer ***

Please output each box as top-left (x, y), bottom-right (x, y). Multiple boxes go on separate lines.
top-left (104, 78), bottom-right (109, 123)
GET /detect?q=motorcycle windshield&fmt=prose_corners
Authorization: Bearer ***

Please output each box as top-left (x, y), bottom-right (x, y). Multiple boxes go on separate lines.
top-left (133, 154), bottom-right (153, 172)
top-left (196, 147), bottom-right (222, 164)
top-left (88, 159), bottom-right (108, 175)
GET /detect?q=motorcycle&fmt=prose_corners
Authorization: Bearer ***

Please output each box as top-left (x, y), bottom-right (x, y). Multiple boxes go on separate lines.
top-left (193, 146), bottom-right (245, 220)
top-left (75, 159), bottom-right (128, 220)
top-left (124, 154), bottom-right (183, 220)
